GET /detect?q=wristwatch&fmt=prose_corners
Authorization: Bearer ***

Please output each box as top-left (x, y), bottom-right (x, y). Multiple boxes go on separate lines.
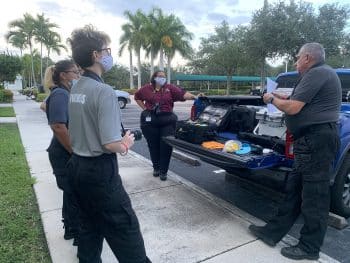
top-left (267, 96), bottom-right (274, 104)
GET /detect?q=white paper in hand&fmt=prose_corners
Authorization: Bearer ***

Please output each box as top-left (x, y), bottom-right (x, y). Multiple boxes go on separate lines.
top-left (266, 78), bottom-right (278, 113)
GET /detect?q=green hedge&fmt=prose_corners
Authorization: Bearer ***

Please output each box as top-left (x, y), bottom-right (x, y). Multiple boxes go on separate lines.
top-left (36, 93), bottom-right (48, 102)
top-left (0, 89), bottom-right (14, 103)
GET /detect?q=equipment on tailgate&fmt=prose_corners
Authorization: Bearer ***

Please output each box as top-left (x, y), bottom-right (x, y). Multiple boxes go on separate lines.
top-left (175, 104), bottom-right (257, 144)
top-left (175, 120), bottom-right (217, 144)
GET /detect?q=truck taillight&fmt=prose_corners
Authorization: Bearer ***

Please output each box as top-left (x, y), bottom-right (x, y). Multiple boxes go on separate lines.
top-left (190, 105), bottom-right (196, 121)
top-left (285, 130), bottom-right (294, 159)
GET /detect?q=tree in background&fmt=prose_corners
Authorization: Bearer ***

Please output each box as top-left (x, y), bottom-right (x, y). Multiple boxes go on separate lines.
top-left (195, 21), bottom-right (247, 94)
top-left (34, 13), bottom-right (59, 84)
top-left (42, 30), bottom-right (66, 68)
top-left (6, 13), bottom-right (37, 87)
top-left (119, 24), bottom-right (135, 89)
top-left (6, 13), bottom-right (66, 87)
top-left (121, 9), bottom-right (147, 89)
top-left (0, 53), bottom-right (23, 85)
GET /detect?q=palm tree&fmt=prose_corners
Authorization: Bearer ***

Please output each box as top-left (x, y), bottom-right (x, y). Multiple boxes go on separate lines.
top-left (143, 8), bottom-right (162, 77)
top-left (34, 13), bottom-right (59, 83)
top-left (150, 9), bottom-right (193, 82)
top-left (43, 31), bottom-right (66, 68)
top-left (6, 32), bottom-right (26, 56)
top-left (119, 24), bottom-right (135, 89)
top-left (6, 13), bottom-right (37, 87)
top-left (121, 9), bottom-right (147, 89)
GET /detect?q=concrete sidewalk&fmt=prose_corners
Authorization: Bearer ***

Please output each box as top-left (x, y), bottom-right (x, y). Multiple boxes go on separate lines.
top-left (8, 95), bottom-right (338, 263)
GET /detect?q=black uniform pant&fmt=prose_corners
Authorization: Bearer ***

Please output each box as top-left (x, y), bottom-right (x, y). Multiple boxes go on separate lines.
top-left (263, 123), bottom-right (339, 253)
top-left (48, 149), bottom-right (79, 231)
top-left (140, 111), bottom-right (177, 174)
top-left (67, 153), bottom-right (150, 263)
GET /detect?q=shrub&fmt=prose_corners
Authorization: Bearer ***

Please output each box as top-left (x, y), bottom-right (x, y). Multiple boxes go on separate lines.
top-left (36, 93), bottom-right (48, 102)
top-left (22, 87), bottom-right (38, 99)
top-left (0, 89), bottom-right (13, 103)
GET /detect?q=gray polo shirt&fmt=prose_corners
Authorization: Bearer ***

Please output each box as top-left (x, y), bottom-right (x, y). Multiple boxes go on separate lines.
top-left (68, 76), bottom-right (122, 157)
top-left (285, 64), bottom-right (341, 135)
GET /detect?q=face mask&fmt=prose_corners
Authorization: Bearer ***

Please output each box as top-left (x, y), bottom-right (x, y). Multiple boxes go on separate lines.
top-left (69, 79), bottom-right (79, 88)
top-left (154, 77), bottom-right (166, 86)
top-left (98, 54), bottom-right (113, 72)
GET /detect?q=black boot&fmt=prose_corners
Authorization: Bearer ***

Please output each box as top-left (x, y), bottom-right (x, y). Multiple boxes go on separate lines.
top-left (281, 245), bottom-right (319, 260)
top-left (159, 173), bottom-right (167, 181)
top-left (248, 224), bottom-right (277, 247)
top-left (153, 169), bottom-right (160, 177)
top-left (64, 226), bottom-right (79, 240)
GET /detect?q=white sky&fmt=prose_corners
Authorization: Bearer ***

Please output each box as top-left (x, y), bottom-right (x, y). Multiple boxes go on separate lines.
top-left (0, 0), bottom-right (347, 68)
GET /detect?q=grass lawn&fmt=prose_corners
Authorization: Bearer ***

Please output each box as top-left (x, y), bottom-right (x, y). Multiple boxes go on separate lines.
top-left (0, 107), bottom-right (15, 117)
top-left (0, 123), bottom-right (51, 263)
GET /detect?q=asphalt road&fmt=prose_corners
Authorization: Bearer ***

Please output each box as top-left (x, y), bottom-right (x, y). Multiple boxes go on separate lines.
top-left (122, 98), bottom-right (350, 263)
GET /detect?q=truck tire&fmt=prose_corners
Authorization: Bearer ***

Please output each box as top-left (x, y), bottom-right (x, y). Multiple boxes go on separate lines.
top-left (331, 153), bottom-right (350, 218)
top-left (118, 98), bottom-right (127, 109)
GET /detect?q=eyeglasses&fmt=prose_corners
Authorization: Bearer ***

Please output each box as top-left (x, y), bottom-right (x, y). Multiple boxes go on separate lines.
top-left (64, 70), bottom-right (80, 75)
top-left (98, 48), bottom-right (111, 55)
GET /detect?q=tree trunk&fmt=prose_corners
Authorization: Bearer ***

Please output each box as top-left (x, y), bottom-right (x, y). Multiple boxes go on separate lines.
top-left (167, 55), bottom-right (171, 84)
top-left (40, 42), bottom-right (43, 84)
top-left (29, 43), bottom-right (36, 87)
top-left (226, 75), bottom-right (231, 95)
top-left (137, 48), bottom-right (141, 89)
top-left (150, 50), bottom-right (154, 78)
top-left (129, 49), bottom-right (134, 89)
top-left (260, 58), bottom-right (266, 90)
top-left (159, 49), bottom-right (164, 71)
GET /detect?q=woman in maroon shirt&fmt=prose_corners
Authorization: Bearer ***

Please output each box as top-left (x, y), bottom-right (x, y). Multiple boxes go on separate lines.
top-left (135, 70), bottom-right (197, 181)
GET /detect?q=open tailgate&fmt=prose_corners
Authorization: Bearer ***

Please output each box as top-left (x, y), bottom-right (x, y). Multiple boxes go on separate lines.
top-left (164, 136), bottom-right (289, 170)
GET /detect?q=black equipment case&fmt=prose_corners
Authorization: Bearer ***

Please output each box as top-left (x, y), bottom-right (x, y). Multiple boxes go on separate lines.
top-left (175, 104), bottom-right (257, 144)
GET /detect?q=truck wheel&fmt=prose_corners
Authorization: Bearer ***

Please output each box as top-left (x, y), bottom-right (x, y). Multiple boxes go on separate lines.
top-left (331, 153), bottom-right (350, 218)
top-left (118, 98), bottom-right (127, 109)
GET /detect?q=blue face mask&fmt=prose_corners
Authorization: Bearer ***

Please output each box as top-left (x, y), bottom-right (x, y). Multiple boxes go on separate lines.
top-left (69, 79), bottom-right (79, 88)
top-left (154, 77), bottom-right (166, 86)
top-left (98, 54), bottom-right (113, 72)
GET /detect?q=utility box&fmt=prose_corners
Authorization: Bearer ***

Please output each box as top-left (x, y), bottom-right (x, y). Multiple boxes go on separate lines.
top-left (254, 109), bottom-right (286, 139)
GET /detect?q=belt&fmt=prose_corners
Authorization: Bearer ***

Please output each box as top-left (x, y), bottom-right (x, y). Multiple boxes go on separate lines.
top-left (293, 122), bottom-right (337, 140)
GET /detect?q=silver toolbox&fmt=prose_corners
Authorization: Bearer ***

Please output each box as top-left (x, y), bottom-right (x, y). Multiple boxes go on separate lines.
top-left (254, 109), bottom-right (286, 139)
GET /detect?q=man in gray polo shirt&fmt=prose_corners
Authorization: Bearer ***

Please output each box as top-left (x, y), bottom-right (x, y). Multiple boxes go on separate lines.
top-left (249, 43), bottom-right (341, 260)
top-left (67, 25), bottom-right (150, 263)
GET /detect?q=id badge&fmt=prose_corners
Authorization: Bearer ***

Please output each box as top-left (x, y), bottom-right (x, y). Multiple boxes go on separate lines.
top-left (146, 116), bottom-right (151, 122)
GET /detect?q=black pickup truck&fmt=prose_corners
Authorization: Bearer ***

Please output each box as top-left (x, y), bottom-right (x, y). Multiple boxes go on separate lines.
top-left (164, 71), bottom-right (350, 218)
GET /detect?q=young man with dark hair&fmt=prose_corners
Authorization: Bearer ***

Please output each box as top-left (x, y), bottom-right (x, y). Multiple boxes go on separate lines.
top-left (67, 25), bottom-right (151, 263)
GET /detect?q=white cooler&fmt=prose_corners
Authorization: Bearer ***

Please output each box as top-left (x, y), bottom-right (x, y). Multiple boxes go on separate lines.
top-left (254, 109), bottom-right (286, 139)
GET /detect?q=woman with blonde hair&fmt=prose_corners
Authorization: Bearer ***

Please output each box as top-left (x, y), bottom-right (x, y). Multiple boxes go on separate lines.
top-left (44, 60), bottom-right (81, 245)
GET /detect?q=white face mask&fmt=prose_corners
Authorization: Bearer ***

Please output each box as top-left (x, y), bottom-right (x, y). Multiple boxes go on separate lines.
top-left (154, 77), bottom-right (166, 86)
top-left (98, 54), bottom-right (113, 72)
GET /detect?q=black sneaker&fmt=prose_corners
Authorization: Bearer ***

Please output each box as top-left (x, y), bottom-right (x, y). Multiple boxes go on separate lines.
top-left (159, 173), bottom-right (167, 181)
top-left (281, 245), bottom-right (319, 260)
top-left (64, 227), bottom-right (79, 240)
top-left (248, 224), bottom-right (277, 247)
top-left (153, 170), bottom-right (160, 177)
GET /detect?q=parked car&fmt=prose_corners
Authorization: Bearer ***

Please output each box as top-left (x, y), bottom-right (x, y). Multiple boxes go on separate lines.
top-left (164, 70), bottom-right (350, 218)
top-left (114, 90), bottom-right (131, 109)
